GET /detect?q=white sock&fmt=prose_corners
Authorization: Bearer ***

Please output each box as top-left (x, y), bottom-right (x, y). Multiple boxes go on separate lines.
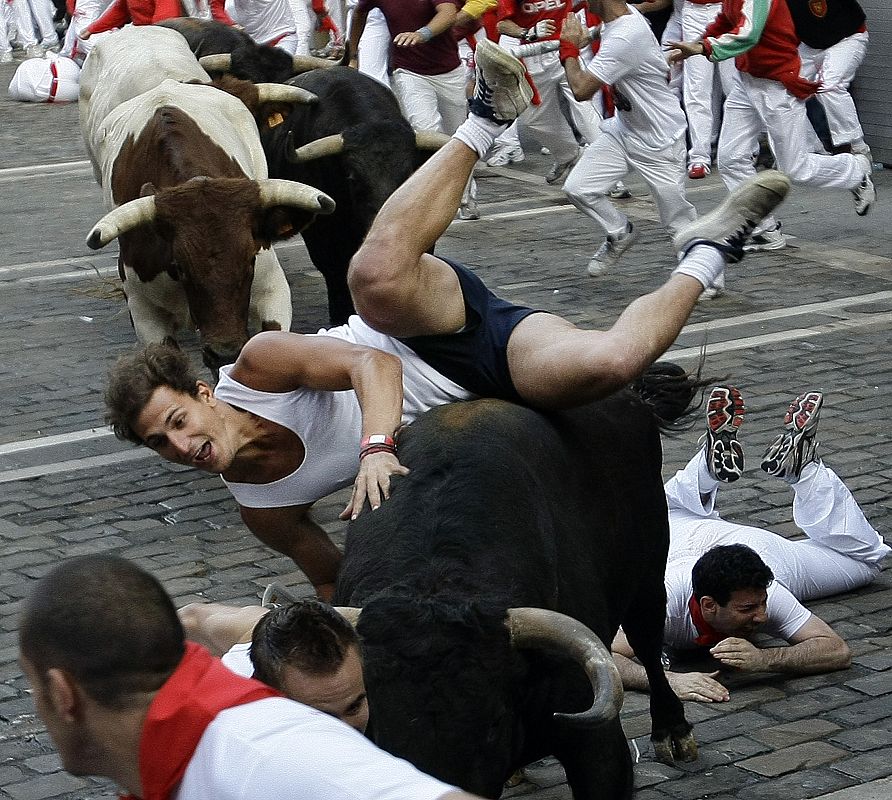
top-left (672, 244), bottom-right (726, 290)
top-left (454, 114), bottom-right (509, 159)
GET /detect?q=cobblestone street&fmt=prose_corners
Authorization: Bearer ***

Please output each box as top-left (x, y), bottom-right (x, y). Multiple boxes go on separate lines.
top-left (0, 54), bottom-right (889, 800)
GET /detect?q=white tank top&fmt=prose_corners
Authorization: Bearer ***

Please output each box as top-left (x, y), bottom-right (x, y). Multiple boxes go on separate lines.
top-left (215, 316), bottom-right (473, 508)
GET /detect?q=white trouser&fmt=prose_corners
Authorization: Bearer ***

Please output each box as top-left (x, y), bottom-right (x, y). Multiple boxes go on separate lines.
top-left (288, 0), bottom-right (311, 55)
top-left (269, 31), bottom-right (300, 54)
top-left (681, 2), bottom-right (722, 165)
top-left (6, 0), bottom-right (38, 48)
top-left (391, 65), bottom-right (467, 135)
top-left (718, 71), bottom-right (865, 192)
top-left (59, 0), bottom-right (110, 63)
top-left (563, 131), bottom-right (697, 237)
top-left (661, 9), bottom-right (683, 100)
top-left (350, 7), bottom-right (390, 88)
top-left (516, 49), bottom-right (583, 164)
top-left (665, 449), bottom-right (890, 601)
top-left (26, 0), bottom-right (57, 45)
top-left (798, 32), bottom-right (868, 149)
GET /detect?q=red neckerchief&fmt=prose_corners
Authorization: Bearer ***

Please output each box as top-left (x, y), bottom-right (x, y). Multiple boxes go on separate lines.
top-left (688, 595), bottom-right (724, 647)
top-left (121, 643), bottom-right (282, 800)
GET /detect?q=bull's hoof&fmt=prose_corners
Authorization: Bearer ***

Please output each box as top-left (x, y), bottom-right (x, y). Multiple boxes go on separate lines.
top-left (652, 729), bottom-right (698, 765)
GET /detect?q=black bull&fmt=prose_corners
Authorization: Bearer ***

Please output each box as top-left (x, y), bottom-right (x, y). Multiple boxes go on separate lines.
top-left (261, 67), bottom-right (432, 325)
top-left (333, 393), bottom-right (697, 799)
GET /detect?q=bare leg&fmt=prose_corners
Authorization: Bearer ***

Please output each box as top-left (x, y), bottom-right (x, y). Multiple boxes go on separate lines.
top-left (348, 140), bottom-right (478, 338)
top-left (508, 273), bottom-right (704, 408)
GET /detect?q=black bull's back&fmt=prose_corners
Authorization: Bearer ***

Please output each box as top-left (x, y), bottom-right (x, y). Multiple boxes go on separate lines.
top-left (335, 394), bottom-right (689, 799)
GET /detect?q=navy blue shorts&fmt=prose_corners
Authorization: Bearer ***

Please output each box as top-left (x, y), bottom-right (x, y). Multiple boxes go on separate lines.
top-left (398, 257), bottom-right (541, 403)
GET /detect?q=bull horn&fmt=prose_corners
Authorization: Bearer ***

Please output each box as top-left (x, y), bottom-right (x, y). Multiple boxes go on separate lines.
top-left (85, 196), bottom-right (157, 249)
top-left (334, 607), bottom-right (362, 626)
top-left (507, 607), bottom-right (623, 728)
top-left (414, 130), bottom-right (452, 151)
top-left (257, 178), bottom-right (336, 214)
top-left (198, 53), bottom-right (232, 73)
top-left (287, 132), bottom-right (345, 163)
top-left (291, 54), bottom-right (340, 73)
top-left (256, 82), bottom-right (318, 105)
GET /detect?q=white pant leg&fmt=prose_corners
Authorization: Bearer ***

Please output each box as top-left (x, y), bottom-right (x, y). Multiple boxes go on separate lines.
top-left (26, 0), bottom-right (56, 45)
top-left (289, 0), bottom-right (311, 56)
top-left (741, 73), bottom-right (864, 190)
top-left (562, 131), bottom-right (630, 236)
top-left (494, 120), bottom-right (521, 150)
top-left (354, 8), bottom-right (391, 89)
top-left (392, 68), bottom-right (443, 131)
top-left (810, 32), bottom-right (868, 148)
top-left (791, 461), bottom-right (890, 565)
top-left (0, 4), bottom-right (10, 56)
top-left (560, 74), bottom-right (602, 144)
top-left (519, 52), bottom-right (580, 164)
top-left (627, 135), bottom-right (697, 235)
top-left (661, 10), bottom-right (683, 100)
top-left (432, 65), bottom-right (468, 135)
top-left (681, 2), bottom-right (722, 165)
top-left (9, 0), bottom-right (38, 48)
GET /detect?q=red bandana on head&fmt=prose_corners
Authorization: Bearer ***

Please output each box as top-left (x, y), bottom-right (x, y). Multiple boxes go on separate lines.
top-left (688, 595), bottom-right (724, 648)
top-left (121, 643), bottom-right (282, 800)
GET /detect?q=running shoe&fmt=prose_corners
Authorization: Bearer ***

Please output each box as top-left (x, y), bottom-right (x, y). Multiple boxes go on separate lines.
top-left (761, 391), bottom-right (823, 483)
top-left (704, 386), bottom-right (746, 482)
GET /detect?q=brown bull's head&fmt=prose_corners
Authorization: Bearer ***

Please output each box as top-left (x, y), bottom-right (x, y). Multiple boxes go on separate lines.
top-left (86, 177), bottom-right (334, 372)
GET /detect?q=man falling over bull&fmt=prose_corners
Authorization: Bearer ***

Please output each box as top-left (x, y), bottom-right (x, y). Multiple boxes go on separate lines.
top-left (105, 30), bottom-right (791, 599)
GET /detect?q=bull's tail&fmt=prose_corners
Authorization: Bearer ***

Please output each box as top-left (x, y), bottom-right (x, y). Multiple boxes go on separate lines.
top-left (632, 350), bottom-right (719, 433)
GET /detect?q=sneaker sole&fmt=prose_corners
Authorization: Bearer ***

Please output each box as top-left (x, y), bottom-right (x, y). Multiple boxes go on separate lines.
top-left (705, 387), bottom-right (745, 481)
top-left (476, 38), bottom-right (528, 81)
top-left (743, 238), bottom-right (787, 252)
top-left (672, 170), bottom-right (792, 254)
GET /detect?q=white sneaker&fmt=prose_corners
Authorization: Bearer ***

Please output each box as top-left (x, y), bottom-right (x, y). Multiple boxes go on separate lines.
top-left (672, 170), bottom-right (792, 263)
top-left (468, 39), bottom-right (532, 124)
top-left (41, 37), bottom-right (60, 52)
top-left (852, 155), bottom-right (875, 217)
top-left (743, 223), bottom-right (786, 252)
top-left (607, 181), bottom-right (631, 199)
top-left (587, 223), bottom-right (637, 276)
top-left (545, 149), bottom-right (580, 184)
top-left (486, 144), bottom-right (525, 167)
top-left (0, 50), bottom-right (12, 64)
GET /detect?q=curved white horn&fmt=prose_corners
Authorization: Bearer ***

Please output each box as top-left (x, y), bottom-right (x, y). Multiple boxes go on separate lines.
top-left (86, 196), bottom-right (157, 249)
top-left (291, 54), bottom-right (340, 73)
top-left (286, 133), bottom-right (345, 164)
top-left (198, 53), bottom-right (232, 73)
top-left (257, 179), bottom-right (335, 214)
top-left (256, 83), bottom-right (318, 105)
top-left (414, 130), bottom-right (452, 151)
top-left (507, 607), bottom-right (623, 728)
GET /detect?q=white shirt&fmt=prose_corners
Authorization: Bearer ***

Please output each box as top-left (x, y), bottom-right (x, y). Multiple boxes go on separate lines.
top-left (663, 558), bottom-right (813, 650)
top-left (174, 697), bottom-right (456, 800)
top-left (221, 642), bottom-right (253, 677)
top-left (587, 8), bottom-right (687, 151)
top-left (226, 0), bottom-right (297, 44)
top-left (216, 315), bottom-right (473, 508)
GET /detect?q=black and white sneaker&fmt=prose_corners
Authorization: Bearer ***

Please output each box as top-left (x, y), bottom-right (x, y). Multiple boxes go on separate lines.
top-left (673, 170), bottom-right (791, 263)
top-left (853, 157), bottom-right (875, 216)
top-left (761, 391), bottom-right (823, 483)
top-left (468, 39), bottom-right (532, 124)
top-left (703, 386), bottom-right (746, 482)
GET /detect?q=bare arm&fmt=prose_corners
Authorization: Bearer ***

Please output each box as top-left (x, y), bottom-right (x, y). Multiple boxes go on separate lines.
top-left (347, 7), bottom-right (369, 66)
top-left (232, 332), bottom-right (410, 519)
top-left (630, 0), bottom-right (671, 13)
top-left (394, 3), bottom-right (458, 46)
top-left (178, 603), bottom-right (269, 655)
top-left (240, 503), bottom-right (343, 600)
top-left (710, 615), bottom-right (852, 675)
top-left (612, 630), bottom-right (730, 703)
top-left (559, 13), bottom-right (602, 102)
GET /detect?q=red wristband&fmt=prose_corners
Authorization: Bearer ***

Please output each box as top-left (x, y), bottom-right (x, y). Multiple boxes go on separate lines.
top-left (361, 434), bottom-right (395, 450)
top-left (559, 40), bottom-right (581, 64)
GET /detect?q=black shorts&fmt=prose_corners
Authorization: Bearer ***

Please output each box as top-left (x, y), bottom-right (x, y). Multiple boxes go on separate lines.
top-left (398, 257), bottom-right (541, 403)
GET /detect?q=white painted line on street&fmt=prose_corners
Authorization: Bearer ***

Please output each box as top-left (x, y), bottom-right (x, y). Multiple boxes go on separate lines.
top-left (0, 254), bottom-right (116, 275)
top-left (0, 428), bottom-right (114, 456)
top-left (0, 159), bottom-right (90, 176)
top-left (0, 449), bottom-right (153, 484)
top-left (670, 312), bottom-right (892, 360)
top-left (682, 291), bottom-right (892, 333)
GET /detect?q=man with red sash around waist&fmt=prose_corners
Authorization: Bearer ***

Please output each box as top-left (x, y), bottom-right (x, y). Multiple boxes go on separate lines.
top-left (18, 554), bottom-right (486, 800)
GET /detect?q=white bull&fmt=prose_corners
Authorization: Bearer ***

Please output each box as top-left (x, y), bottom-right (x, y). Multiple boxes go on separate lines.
top-left (79, 27), bottom-right (333, 372)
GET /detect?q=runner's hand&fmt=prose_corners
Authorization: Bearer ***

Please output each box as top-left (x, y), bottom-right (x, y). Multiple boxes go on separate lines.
top-left (666, 670), bottom-right (729, 703)
top-left (341, 451), bottom-right (410, 520)
top-left (710, 637), bottom-right (766, 671)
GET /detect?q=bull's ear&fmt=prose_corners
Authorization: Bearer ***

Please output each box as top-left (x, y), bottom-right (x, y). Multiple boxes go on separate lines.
top-left (139, 182), bottom-right (158, 198)
top-left (256, 206), bottom-right (316, 245)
